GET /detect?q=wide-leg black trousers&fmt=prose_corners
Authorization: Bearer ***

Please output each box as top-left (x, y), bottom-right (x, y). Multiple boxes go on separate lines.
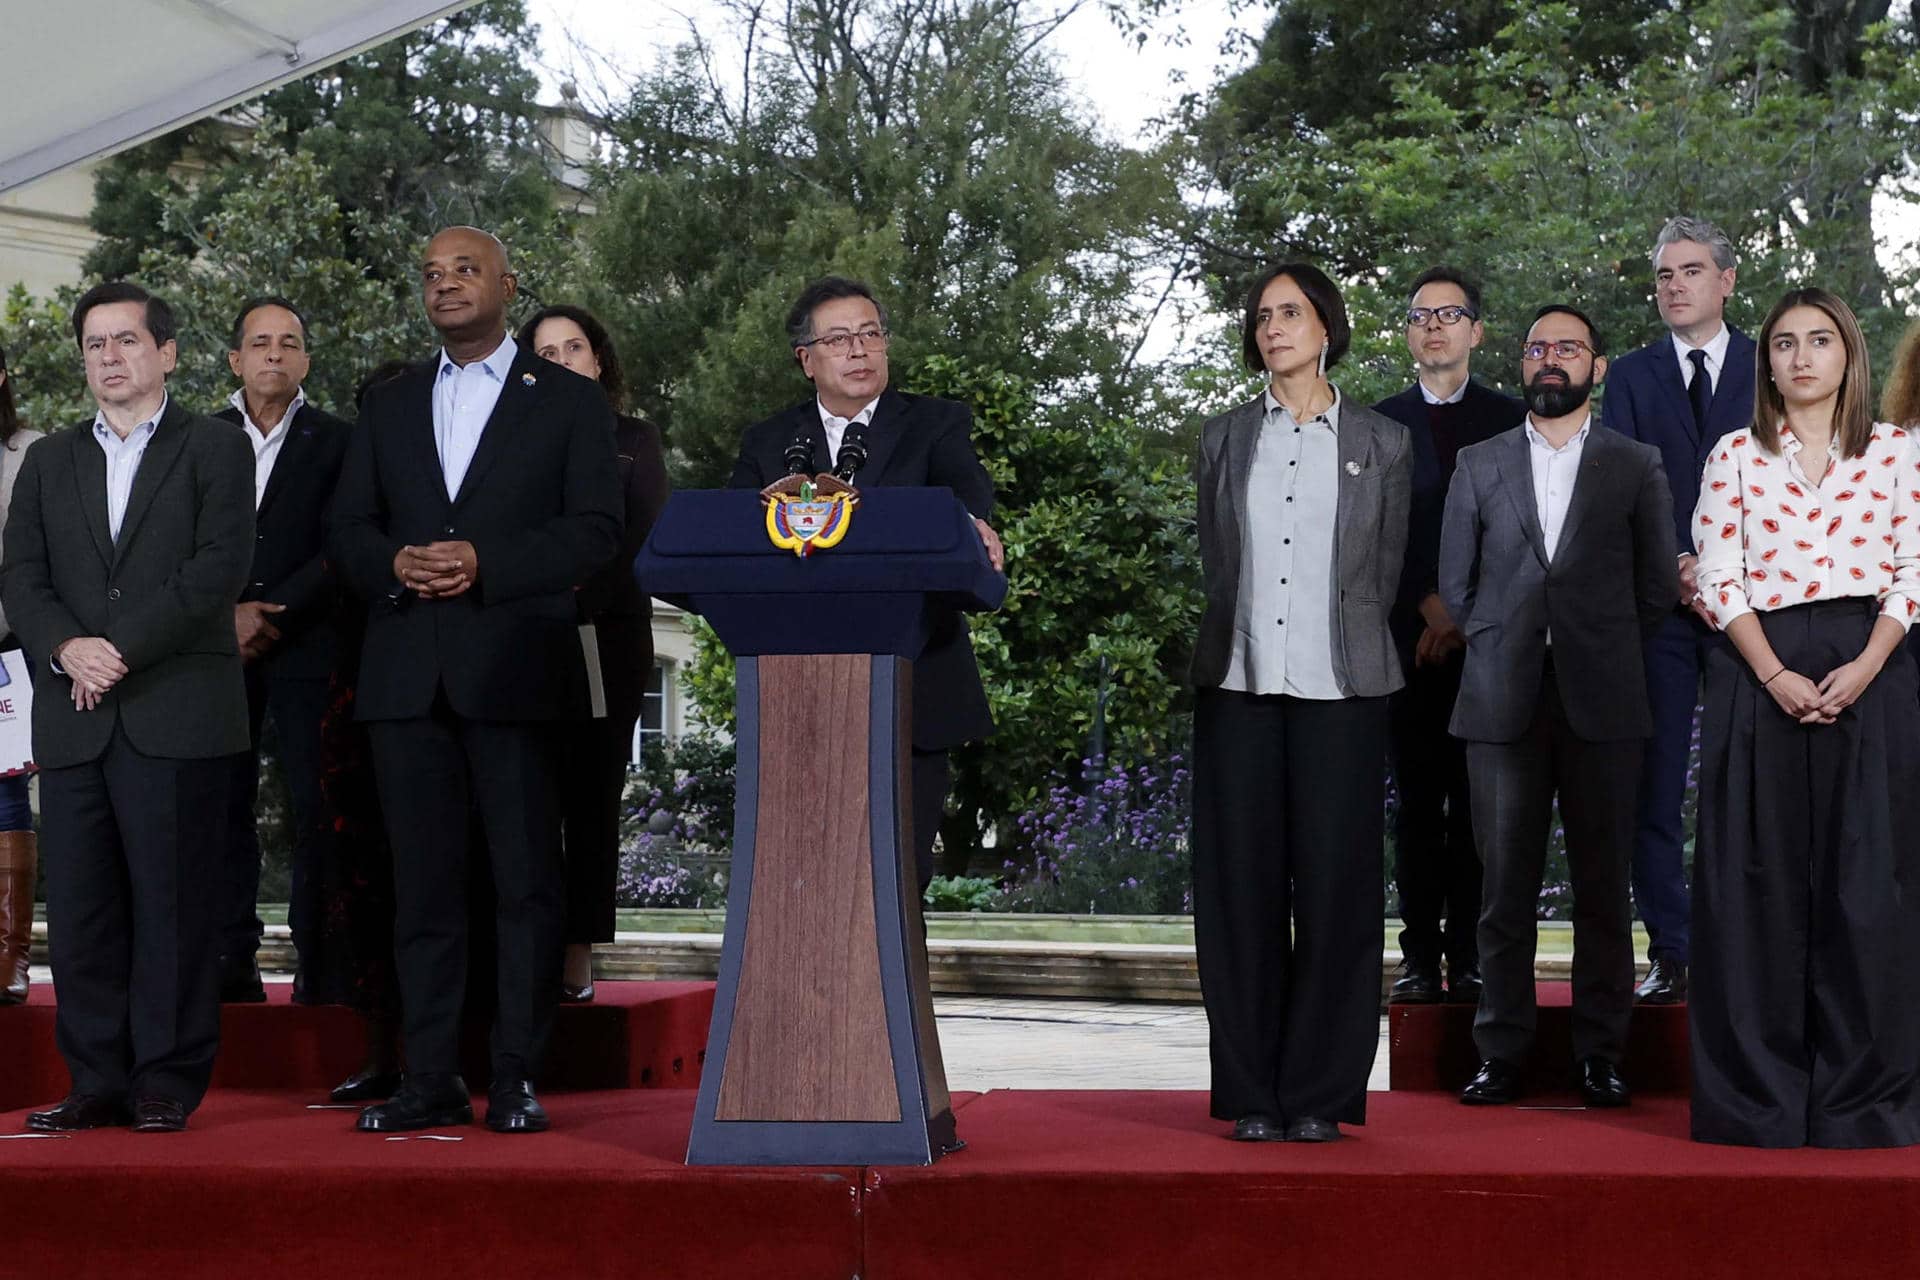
top-left (1692, 598), bottom-right (1920, 1148)
top-left (1192, 688), bottom-right (1387, 1126)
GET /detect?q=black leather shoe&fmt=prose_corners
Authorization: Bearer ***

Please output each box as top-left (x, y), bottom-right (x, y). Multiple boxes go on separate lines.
top-left (130, 1097), bottom-right (188, 1133)
top-left (486, 1079), bottom-right (550, 1134)
top-left (1578, 1057), bottom-right (1631, 1108)
top-left (25, 1093), bottom-right (130, 1132)
top-left (356, 1076), bottom-right (472, 1132)
top-left (329, 1068), bottom-right (404, 1104)
top-left (1229, 1116), bottom-right (1281, 1142)
top-left (1634, 958), bottom-right (1687, 1005)
top-left (1459, 1058), bottom-right (1524, 1105)
top-left (560, 981), bottom-right (595, 1003)
top-left (1283, 1117), bottom-right (1341, 1142)
top-left (1389, 961), bottom-right (1443, 1004)
top-left (217, 954), bottom-right (266, 1004)
top-left (1446, 961), bottom-right (1483, 1004)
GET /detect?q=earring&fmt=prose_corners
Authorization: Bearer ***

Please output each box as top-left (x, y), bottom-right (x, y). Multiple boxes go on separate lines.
top-left (1317, 340), bottom-right (1328, 379)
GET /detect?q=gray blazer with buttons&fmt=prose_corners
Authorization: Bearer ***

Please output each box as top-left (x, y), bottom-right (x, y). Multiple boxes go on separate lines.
top-left (1190, 392), bottom-right (1412, 698)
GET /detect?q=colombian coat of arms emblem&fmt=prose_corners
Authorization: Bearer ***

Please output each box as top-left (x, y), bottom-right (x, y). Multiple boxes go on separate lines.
top-left (761, 474), bottom-right (859, 557)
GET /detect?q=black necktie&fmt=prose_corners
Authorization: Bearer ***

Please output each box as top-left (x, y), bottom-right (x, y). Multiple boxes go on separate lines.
top-left (1687, 348), bottom-right (1712, 432)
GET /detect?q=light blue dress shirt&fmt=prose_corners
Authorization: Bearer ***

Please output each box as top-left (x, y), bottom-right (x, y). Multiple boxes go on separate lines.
top-left (92, 394), bottom-right (166, 542)
top-left (433, 334), bottom-right (517, 500)
top-left (1220, 387), bottom-right (1346, 699)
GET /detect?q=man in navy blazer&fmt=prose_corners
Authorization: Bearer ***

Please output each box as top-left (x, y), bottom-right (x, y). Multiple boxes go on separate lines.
top-left (1598, 216), bottom-right (1757, 1005)
top-left (1373, 267), bottom-right (1524, 1007)
top-left (728, 277), bottom-right (1003, 891)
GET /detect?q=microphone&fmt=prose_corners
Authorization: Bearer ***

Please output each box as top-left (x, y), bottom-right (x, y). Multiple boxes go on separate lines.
top-left (833, 423), bottom-right (869, 482)
top-left (783, 434), bottom-right (815, 477)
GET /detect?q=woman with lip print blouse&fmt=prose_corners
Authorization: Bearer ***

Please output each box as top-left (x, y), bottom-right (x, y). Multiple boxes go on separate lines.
top-left (1689, 287), bottom-right (1920, 1149)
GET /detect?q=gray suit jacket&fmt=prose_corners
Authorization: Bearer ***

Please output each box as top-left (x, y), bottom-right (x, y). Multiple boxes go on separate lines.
top-left (1190, 392), bottom-right (1411, 698)
top-left (1438, 423), bottom-right (1677, 743)
top-left (0, 400), bottom-right (254, 767)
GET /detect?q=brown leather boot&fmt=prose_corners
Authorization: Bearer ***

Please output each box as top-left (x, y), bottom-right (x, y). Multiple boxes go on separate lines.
top-left (0, 829), bottom-right (37, 1005)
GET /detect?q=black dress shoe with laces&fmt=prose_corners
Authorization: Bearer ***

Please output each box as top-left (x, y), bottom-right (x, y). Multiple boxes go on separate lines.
top-left (130, 1097), bottom-right (189, 1133)
top-left (1578, 1057), bottom-right (1631, 1108)
top-left (1446, 961), bottom-right (1483, 1004)
top-left (1284, 1117), bottom-right (1341, 1143)
top-left (25, 1093), bottom-right (131, 1132)
top-left (1389, 961), bottom-right (1444, 1005)
top-left (329, 1068), bottom-right (404, 1104)
top-left (1229, 1116), bottom-right (1282, 1142)
top-left (217, 954), bottom-right (267, 1003)
top-left (356, 1075), bottom-right (473, 1132)
top-left (486, 1079), bottom-right (550, 1134)
top-left (1633, 958), bottom-right (1687, 1005)
top-left (1459, 1058), bottom-right (1524, 1105)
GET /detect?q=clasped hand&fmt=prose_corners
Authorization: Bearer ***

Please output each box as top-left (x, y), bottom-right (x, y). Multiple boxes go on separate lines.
top-left (57, 636), bottom-right (127, 711)
top-left (393, 541), bottom-right (478, 599)
top-left (1766, 655), bottom-right (1882, 726)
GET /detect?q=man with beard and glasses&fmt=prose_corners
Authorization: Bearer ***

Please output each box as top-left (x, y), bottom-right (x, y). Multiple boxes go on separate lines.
top-left (1438, 305), bottom-right (1677, 1111)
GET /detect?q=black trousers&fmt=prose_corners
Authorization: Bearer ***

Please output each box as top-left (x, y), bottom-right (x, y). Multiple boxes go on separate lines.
top-left (40, 724), bottom-right (228, 1109)
top-left (1467, 663), bottom-right (1640, 1067)
top-left (1388, 652), bottom-right (1479, 970)
top-left (220, 666), bottom-right (330, 966)
top-left (1692, 599), bottom-right (1920, 1148)
top-left (559, 711), bottom-right (639, 944)
top-left (909, 748), bottom-right (948, 895)
top-left (369, 701), bottom-right (563, 1081)
top-left (1191, 688), bottom-right (1387, 1126)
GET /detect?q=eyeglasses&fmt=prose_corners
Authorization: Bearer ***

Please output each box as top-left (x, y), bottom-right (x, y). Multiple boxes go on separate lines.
top-left (1406, 306), bottom-right (1477, 328)
top-left (1520, 338), bottom-right (1596, 362)
top-left (803, 327), bottom-right (890, 356)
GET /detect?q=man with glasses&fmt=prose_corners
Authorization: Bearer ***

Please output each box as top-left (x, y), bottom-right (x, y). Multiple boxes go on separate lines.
top-left (728, 276), bottom-right (1003, 890)
top-left (1599, 217), bottom-right (1756, 1007)
top-left (1373, 267), bottom-right (1524, 1006)
top-left (1439, 305), bottom-right (1676, 1109)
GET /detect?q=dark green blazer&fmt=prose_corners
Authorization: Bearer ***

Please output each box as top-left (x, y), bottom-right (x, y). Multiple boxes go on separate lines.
top-left (0, 398), bottom-right (254, 767)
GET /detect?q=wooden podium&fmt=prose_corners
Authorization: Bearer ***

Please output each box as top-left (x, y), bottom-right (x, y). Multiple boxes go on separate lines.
top-left (635, 489), bottom-right (1006, 1165)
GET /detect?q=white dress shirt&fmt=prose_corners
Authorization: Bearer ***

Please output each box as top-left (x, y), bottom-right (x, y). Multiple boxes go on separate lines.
top-left (433, 333), bottom-right (517, 500)
top-left (1524, 414), bottom-right (1590, 562)
top-left (230, 386), bottom-right (306, 509)
top-left (818, 395), bottom-right (880, 468)
top-left (92, 395), bottom-right (167, 542)
top-left (1672, 323), bottom-right (1731, 395)
top-left (1418, 376), bottom-right (1469, 406)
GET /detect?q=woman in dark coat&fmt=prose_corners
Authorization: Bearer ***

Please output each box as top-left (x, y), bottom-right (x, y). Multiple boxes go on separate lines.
top-left (517, 305), bottom-right (671, 1000)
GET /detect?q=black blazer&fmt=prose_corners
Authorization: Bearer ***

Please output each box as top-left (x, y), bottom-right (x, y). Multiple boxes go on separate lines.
top-left (326, 349), bottom-right (624, 723)
top-left (727, 388), bottom-right (995, 750)
top-left (1439, 423), bottom-right (1678, 743)
top-left (582, 414), bottom-right (671, 726)
top-left (214, 401), bottom-right (351, 680)
top-left (1372, 380), bottom-right (1525, 657)
top-left (1600, 328), bottom-right (1758, 554)
top-left (0, 399), bottom-right (254, 767)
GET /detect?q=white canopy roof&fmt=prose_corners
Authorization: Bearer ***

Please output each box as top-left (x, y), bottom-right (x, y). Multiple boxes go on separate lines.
top-left (0, 1), bottom-right (480, 193)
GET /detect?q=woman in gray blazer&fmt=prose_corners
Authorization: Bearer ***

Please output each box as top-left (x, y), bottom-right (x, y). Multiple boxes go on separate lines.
top-left (1191, 263), bottom-right (1410, 1142)
top-left (0, 344), bottom-right (44, 1004)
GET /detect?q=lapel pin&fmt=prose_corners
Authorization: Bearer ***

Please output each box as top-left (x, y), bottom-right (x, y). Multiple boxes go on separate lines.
top-left (522, 372), bottom-right (537, 386)
top-left (1344, 460), bottom-right (1362, 476)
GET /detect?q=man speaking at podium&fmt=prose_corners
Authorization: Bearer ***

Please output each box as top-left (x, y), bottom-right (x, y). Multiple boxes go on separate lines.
top-left (728, 277), bottom-right (1004, 890)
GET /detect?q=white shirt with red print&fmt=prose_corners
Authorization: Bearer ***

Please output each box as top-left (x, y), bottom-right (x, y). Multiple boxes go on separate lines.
top-left (1692, 423), bottom-right (1920, 632)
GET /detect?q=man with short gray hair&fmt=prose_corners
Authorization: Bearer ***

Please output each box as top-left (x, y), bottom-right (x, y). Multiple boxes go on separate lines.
top-left (1599, 216), bottom-right (1757, 1007)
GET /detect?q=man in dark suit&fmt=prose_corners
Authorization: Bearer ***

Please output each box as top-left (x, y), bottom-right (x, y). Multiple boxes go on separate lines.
top-left (1599, 216), bottom-right (1756, 1006)
top-left (2, 281), bottom-right (254, 1133)
top-left (328, 227), bottom-right (622, 1134)
top-left (728, 276), bottom-right (1003, 890)
top-left (1440, 304), bottom-right (1676, 1109)
top-left (212, 297), bottom-right (352, 1004)
top-left (1373, 266), bottom-right (1525, 1006)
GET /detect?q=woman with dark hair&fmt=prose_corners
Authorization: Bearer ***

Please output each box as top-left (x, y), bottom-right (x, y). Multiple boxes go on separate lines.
top-left (1690, 287), bottom-right (1920, 1148)
top-left (516, 305), bottom-right (670, 1000)
top-left (0, 344), bottom-right (44, 1003)
top-left (1189, 263), bottom-right (1410, 1142)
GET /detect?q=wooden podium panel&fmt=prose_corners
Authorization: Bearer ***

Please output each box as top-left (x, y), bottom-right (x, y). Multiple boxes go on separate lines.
top-left (716, 654), bottom-right (899, 1121)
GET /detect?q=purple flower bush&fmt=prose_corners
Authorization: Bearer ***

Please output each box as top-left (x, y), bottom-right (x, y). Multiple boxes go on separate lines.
top-left (1001, 755), bottom-right (1191, 914)
top-left (614, 732), bottom-right (736, 910)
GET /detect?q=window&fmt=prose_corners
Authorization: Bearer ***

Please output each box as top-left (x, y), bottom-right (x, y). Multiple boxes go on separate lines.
top-left (631, 660), bottom-right (669, 760)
